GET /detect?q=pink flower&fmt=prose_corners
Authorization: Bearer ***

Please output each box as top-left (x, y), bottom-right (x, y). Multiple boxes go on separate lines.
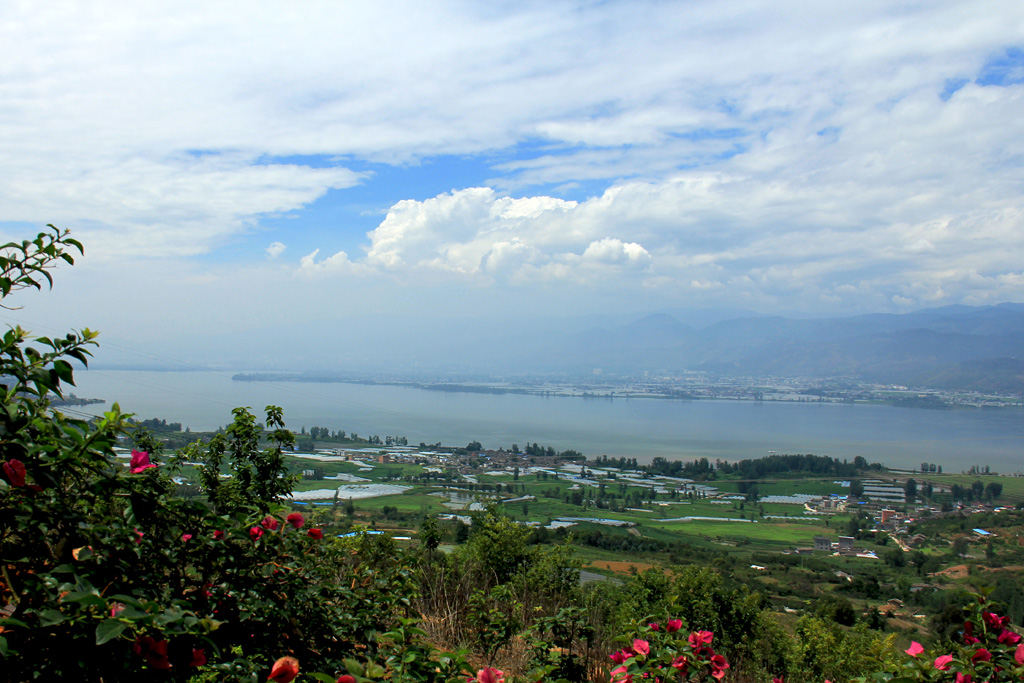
top-left (905, 642), bottom-right (924, 657)
top-left (934, 654), bottom-right (953, 671)
top-left (610, 665), bottom-right (633, 683)
top-left (261, 516), bottom-right (279, 531)
top-left (671, 656), bottom-right (689, 673)
top-left (181, 533), bottom-right (192, 542)
top-left (632, 639), bottom-right (650, 656)
top-left (971, 648), bottom-right (991, 663)
top-left (3, 459), bottom-right (26, 487)
top-left (472, 668), bottom-right (505, 683)
top-left (648, 622), bottom-right (660, 631)
top-left (268, 656), bottom-right (300, 682)
top-left (955, 674), bottom-right (972, 683)
top-left (286, 512), bottom-right (305, 529)
top-left (250, 527), bottom-right (264, 541)
top-left (1015, 643), bottom-right (1024, 665)
top-left (338, 676), bottom-right (356, 683)
top-left (190, 648), bottom-right (207, 667)
top-left (666, 619), bottom-right (683, 633)
top-left (109, 602), bottom-right (125, 618)
top-left (610, 649), bottom-right (634, 665)
top-left (688, 630), bottom-right (714, 648)
top-left (998, 629), bottom-right (1022, 645)
top-left (772, 678), bottom-right (784, 683)
top-left (133, 528), bottom-right (144, 544)
top-left (213, 530), bottom-right (225, 540)
top-left (129, 450), bottom-right (156, 474)
top-left (307, 528), bottom-right (324, 540)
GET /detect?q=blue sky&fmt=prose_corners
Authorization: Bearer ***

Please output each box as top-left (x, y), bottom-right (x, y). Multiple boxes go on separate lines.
top-left (1, 1), bottom-right (1024, 368)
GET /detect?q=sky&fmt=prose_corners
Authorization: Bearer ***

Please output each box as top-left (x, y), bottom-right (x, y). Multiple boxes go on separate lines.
top-left (2, 1), bottom-right (1024, 370)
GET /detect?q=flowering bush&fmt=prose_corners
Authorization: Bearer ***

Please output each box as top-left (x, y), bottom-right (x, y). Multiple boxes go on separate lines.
top-left (608, 620), bottom-right (731, 683)
top-left (0, 230), bottom-right (473, 683)
top-left (861, 589), bottom-right (1024, 683)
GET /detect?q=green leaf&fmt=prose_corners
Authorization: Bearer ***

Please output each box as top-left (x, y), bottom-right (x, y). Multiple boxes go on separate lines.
top-left (52, 360), bottom-right (74, 385)
top-left (305, 675), bottom-right (339, 683)
top-left (38, 609), bottom-right (65, 626)
top-left (364, 662), bottom-right (386, 678)
top-left (61, 591), bottom-right (103, 607)
top-left (95, 619), bottom-right (127, 645)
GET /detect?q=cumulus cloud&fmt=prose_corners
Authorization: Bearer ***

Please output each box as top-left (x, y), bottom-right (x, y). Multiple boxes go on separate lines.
top-left (581, 238), bottom-right (651, 266)
top-left (266, 241), bottom-right (286, 258)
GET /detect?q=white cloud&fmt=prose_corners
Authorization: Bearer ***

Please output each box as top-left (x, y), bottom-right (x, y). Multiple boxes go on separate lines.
top-left (266, 241), bottom-right (286, 258)
top-left (2, 0), bottom-right (1024, 345)
top-left (581, 238), bottom-right (651, 266)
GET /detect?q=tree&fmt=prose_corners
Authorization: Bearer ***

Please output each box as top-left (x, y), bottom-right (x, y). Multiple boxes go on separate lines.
top-left (188, 405), bottom-right (295, 515)
top-left (904, 478), bottom-right (917, 502)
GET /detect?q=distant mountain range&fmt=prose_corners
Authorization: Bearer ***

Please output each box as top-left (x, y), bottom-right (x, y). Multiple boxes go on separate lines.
top-left (100, 302), bottom-right (1024, 393)
top-left (530, 303), bottom-right (1024, 392)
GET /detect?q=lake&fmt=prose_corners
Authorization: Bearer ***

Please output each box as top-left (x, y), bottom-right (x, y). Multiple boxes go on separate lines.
top-left (66, 370), bottom-right (1024, 472)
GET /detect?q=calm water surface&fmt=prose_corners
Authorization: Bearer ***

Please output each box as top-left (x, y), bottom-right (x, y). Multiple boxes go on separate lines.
top-left (68, 370), bottom-right (1024, 471)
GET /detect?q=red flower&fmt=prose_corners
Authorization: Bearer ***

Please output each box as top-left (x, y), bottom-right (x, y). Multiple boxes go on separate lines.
top-left (190, 648), bottom-right (207, 667)
top-left (129, 450), bottom-right (156, 474)
top-left (286, 512), bottom-right (305, 529)
top-left (261, 516), bottom-right (279, 531)
top-left (934, 654), bottom-right (953, 671)
top-left (632, 639), bottom-right (650, 656)
top-left (250, 527), bottom-right (264, 541)
top-left (3, 459), bottom-right (26, 487)
top-left (905, 642), bottom-right (924, 657)
top-left (710, 653), bottom-right (729, 677)
top-left (307, 528), bottom-right (324, 540)
top-left (338, 676), bottom-right (356, 683)
top-left (998, 629), bottom-right (1022, 645)
top-left (648, 622), bottom-right (660, 631)
top-left (688, 630), bottom-right (714, 648)
top-left (955, 673), bottom-right (972, 683)
top-left (132, 635), bottom-right (171, 669)
top-left (610, 649), bottom-right (634, 664)
top-left (1015, 643), bottom-right (1024, 666)
top-left (772, 678), bottom-right (784, 683)
top-left (181, 533), bottom-right (192, 542)
top-left (971, 648), bottom-right (991, 663)
top-left (982, 612), bottom-right (1009, 629)
top-left (610, 665), bottom-right (633, 683)
top-left (133, 528), bottom-right (144, 544)
top-left (671, 655), bottom-right (689, 673)
top-left (666, 619), bottom-right (683, 633)
top-left (213, 530), bottom-right (225, 540)
top-left (268, 656), bottom-right (299, 683)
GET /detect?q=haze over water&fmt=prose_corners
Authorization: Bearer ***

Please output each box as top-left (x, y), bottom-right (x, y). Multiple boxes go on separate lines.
top-left (69, 371), bottom-right (1024, 473)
